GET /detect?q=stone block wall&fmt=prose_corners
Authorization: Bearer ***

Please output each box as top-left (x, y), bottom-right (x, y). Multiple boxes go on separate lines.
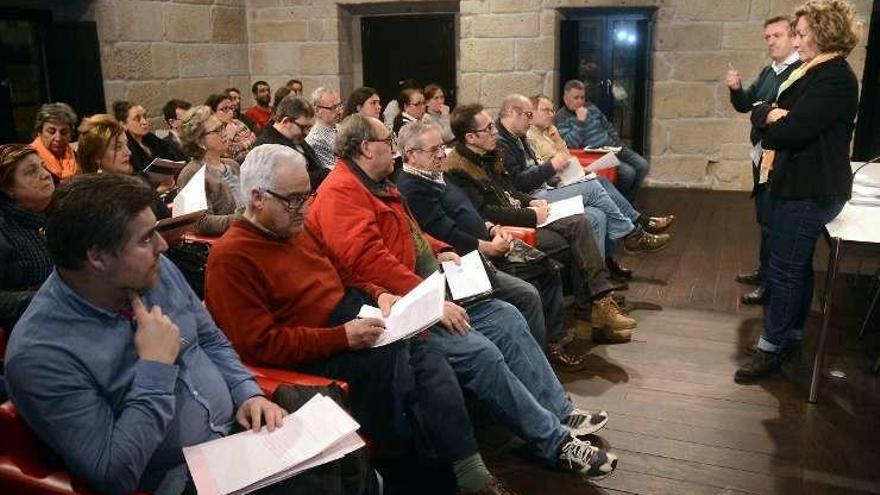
top-left (64, 0), bottom-right (875, 189)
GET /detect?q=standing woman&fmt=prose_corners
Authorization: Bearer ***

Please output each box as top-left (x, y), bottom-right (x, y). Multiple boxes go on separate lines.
top-left (29, 103), bottom-right (78, 181)
top-left (113, 100), bottom-right (186, 173)
top-left (735, 0), bottom-right (861, 382)
top-left (177, 105), bottom-right (242, 236)
top-left (0, 144), bottom-right (54, 330)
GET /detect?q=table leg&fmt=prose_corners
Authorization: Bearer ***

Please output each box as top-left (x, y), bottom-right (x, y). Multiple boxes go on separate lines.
top-left (809, 237), bottom-right (841, 403)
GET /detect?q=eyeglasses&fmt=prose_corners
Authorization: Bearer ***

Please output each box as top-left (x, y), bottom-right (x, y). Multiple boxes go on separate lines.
top-left (411, 145), bottom-right (445, 156)
top-left (293, 120), bottom-right (313, 134)
top-left (367, 135), bottom-right (397, 148)
top-left (264, 189), bottom-right (314, 211)
top-left (317, 103), bottom-right (343, 111)
top-left (516, 109), bottom-right (534, 120)
top-left (469, 122), bottom-right (497, 135)
top-left (203, 126), bottom-right (223, 136)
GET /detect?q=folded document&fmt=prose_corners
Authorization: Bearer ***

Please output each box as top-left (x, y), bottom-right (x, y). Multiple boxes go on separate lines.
top-left (357, 271), bottom-right (446, 347)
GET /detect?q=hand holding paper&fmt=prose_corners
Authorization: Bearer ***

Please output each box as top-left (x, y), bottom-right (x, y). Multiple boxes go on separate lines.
top-left (537, 195), bottom-right (585, 227)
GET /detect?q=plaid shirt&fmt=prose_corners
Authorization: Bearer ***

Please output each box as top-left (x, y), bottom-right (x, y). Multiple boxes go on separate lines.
top-left (305, 121), bottom-right (338, 169)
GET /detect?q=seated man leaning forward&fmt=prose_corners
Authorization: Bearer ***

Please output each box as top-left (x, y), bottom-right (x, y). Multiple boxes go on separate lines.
top-left (207, 144), bottom-right (524, 494)
top-left (307, 113), bottom-right (619, 484)
top-left (2, 174), bottom-right (291, 495)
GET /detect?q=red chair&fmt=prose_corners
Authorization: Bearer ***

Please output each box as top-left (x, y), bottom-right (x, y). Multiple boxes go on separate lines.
top-left (0, 367), bottom-right (346, 495)
top-left (568, 148), bottom-right (618, 183)
top-left (499, 226), bottom-right (537, 247)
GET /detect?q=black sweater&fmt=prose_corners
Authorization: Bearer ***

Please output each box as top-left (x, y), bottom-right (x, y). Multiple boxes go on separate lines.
top-left (752, 56), bottom-right (858, 200)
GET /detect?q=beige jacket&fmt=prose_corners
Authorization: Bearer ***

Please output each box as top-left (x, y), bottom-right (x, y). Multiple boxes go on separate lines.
top-left (526, 125), bottom-right (570, 163)
top-left (177, 158), bottom-right (241, 236)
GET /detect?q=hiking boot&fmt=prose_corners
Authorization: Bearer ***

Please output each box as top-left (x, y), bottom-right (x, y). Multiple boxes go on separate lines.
top-left (735, 269), bottom-right (762, 286)
top-left (734, 348), bottom-right (782, 383)
top-left (644, 215), bottom-right (675, 234)
top-left (623, 227), bottom-right (670, 254)
top-left (460, 476), bottom-right (518, 495)
top-left (547, 343), bottom-right (587, 371)
top-left (591, 295), bottom-right (637, 331)
top-left (562, 408), bottom-right (609, 436)
top-left (592, 326), bottom-right (632, 344)
top-left (557, 435), bottom-right (618, 480)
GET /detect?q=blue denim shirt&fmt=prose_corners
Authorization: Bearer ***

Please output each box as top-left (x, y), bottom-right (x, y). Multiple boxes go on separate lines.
top-left (4, 256), bottom-right (261, 495)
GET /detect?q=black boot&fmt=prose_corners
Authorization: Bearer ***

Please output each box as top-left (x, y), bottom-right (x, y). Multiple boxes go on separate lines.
top-left (606, 258), bottom-right (632, 280)
top-left (741, 286), bottom-right (768, 305)
top-left (734, 348), bottom-right (782, 383)
top-left (735, 269), bottom-right (762, 286)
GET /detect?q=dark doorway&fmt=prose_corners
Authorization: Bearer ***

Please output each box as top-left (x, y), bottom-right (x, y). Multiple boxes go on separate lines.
top-left (853, 0), bottom-right (880, 161)
top-left (0, 7), bottom-right (104, 144)
top-left (559, 8), bottom-right (656, 155)
top-left (361, 14), bottom-right (456, 112)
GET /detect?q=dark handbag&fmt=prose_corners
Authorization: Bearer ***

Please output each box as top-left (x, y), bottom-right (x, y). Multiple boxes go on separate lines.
top-left (494, 239), bottom-right (561, 282)
top-left (165, 241), bottom-right (210, 299)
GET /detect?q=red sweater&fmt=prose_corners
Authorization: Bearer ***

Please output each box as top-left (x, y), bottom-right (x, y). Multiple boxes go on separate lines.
top-left (205, 219), bottom-right (387, 367)
top-left (244, 105), bottom-right (272, 133)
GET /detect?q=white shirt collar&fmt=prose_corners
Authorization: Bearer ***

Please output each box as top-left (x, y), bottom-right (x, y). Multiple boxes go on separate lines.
top-left (771, 51), bottom-right (801, 74)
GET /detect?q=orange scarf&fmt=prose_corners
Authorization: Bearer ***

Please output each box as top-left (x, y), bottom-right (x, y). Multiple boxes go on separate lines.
top-left (30, 136), bottom-right (77, 180)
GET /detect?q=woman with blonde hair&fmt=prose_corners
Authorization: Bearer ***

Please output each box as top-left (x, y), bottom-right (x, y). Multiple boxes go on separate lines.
top-left (177, 105), bottom-right (241, 236)
top-left (735, 0), bottom-right (862, 382)
top-left (76, 114), bottom-right (132, 175)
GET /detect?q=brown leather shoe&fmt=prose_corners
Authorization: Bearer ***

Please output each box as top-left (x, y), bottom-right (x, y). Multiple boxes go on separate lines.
top-left (624, 227), bottom-right (670, 254)
top-left (460, 476), bottom-right (519, 495)
top-left (606, 258), bottom-right (633, 280)
top-left (644, 215), bottom-right (675, 234)
top-left (547, 343), bottom-right (587, 371)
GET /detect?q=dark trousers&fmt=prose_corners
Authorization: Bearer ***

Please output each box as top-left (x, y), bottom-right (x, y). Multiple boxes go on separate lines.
top-left (493, 268), bottom-right (569, 347)
top-left (754, 184), bottom-right (774, 281)
top-left (757, 197), bottom-right (845, 354)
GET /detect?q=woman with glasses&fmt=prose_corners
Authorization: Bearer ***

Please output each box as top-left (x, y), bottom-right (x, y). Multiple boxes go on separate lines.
top-left (422, 83), bottom-right (455, 144)
top-left (178, 105), bottom-right (242, 236)
top-left (205, 93), bottom-right (256, 163)
top-left (392, 88), bottom-right (427, 134)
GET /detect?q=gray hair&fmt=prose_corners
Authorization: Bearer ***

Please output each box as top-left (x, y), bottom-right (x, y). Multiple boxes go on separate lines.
top-left (500, 94), bottom-right (529, 117)
top-left (310, 86), bottom-right (337, 108)
top-left (397, 121), bottom-right (441, 157)
top-left (239, 144), bottom-right (306, 206)
top-left (178, 105), bottom-right (214, 159)
top-left (34, 102), bottom-right (78, 135)
top-left (334, 114), bottom-right (380, 159)
top-left (563, 79), bottom-right (586, 94)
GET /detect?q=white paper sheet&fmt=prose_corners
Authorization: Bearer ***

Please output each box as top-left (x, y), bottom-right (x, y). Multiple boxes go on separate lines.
top-left (356, 271), bottom-right (446, 347)
top-left (584, 146), bottom-right (622, 153)
top-left (583, 151), bottom-right (620, 172)
top-left (441, 251), bottom-right (493, 302)
top-left (184, 394), bottom-right (361, 495)
top-left (171, 165), bottom-right (208, 216)
top-left (537, 195), bottom-right (585, 228)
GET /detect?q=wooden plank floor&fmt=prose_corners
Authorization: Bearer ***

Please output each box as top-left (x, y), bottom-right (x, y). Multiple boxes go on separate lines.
top-left (482, 188), bottom-right (880, 495)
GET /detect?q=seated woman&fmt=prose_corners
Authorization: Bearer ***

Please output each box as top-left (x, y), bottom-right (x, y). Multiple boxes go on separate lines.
top-left (113, 100), bottom-right (186, 173)
top-left (177, 105), bottom-right (242, 236)
top-left (76, 114), bottom-right (171, 220)
top-left (0, 144), bottom-right (54, 330)
top-left (422, 83), bottom-right (455, 143)
top-left (29, 102), bottom-right (78, 181)
top-left (205, 93), bottom-right (256, 163)
top-left (342, 86), bottom-right (382, 120)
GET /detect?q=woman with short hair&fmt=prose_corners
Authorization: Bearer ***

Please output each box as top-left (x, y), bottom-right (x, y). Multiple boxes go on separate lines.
top-left (30, 102), bottom-right (78, 181)
top-left (205, 93), bottom-right (256, 163)
top-left (177, 105), bottom-right (242, 236)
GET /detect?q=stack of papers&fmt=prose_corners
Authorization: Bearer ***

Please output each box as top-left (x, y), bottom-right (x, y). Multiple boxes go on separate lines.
top-left (555, 157), bottom-right (598, 187)
top-left (582, 151), bottom-right (620, 172)
top-left (357, 271), bottom-right (446, 347)
top-left (441, 251), bottom-right (495, 303)
top-left (537, 195), bottom-right (585, 228)
top-left (850, 183), bottom-right (880, 207)
top-left (172, 165), bottom-right (209, 216)
top-left (584, 146), bottom-right (622, 153)
top-left (183, 394), bottom-right (364, 495)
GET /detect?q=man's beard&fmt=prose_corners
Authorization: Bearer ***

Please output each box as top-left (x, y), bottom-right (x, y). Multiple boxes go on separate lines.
top-left (257, 95), bottom-right (271, 106)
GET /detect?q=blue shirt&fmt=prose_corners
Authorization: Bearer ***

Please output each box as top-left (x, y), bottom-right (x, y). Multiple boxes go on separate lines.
top-left (554, 104), bottom-right (620, 149)
top-left (4, 256), bottom-right (262, 495)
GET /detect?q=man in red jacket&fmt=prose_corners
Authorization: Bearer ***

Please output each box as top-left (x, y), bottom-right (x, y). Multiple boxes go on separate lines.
top-left (307, 115), bottom-right (620, 485)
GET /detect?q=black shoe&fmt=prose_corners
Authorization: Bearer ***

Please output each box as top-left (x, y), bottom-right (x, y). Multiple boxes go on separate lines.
top-left (734, 349), bottom-right (782, 383)
top-left (741, 286), bottom-right (768, 305)
top-left (745, 343), bottom-right (758, 354)
top-left (609, 279), bottom-right (629, 292)
top-left (606, 258), bottom-right (632, 280)
top-left (735, 270), bottom-right (762, 286)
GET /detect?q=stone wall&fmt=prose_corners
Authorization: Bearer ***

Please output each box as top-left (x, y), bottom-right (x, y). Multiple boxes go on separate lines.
top-left (43, 0), bottom-right (873, 189)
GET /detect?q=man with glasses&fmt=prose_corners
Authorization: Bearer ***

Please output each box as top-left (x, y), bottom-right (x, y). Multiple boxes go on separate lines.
top-left (392, 88), bottom-right (427, 134)
top-left (161, 99), bottom-right (191, 159)
top-left (306, 87), bottom-right (343, 170)
top-left (253, 95), bottom-right (330, 190)
top-left (307, 114), bottom-right (619, 489)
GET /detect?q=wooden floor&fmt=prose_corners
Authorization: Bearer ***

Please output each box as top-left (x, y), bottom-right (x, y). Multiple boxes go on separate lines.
top-left (483, 188), bottom-right (880, 495)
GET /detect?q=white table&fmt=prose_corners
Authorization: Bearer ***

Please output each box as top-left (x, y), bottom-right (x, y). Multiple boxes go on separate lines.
top-left (809, 162), bottom-right (880, 402)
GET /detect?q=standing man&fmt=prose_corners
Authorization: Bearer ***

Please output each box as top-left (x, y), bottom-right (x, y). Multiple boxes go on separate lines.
top-left (245, 80), bottom-right (273, 134)
top-left (726, 16), bottom-right (801, 306)
top-left (555, 80), bottom-right (650, 202)
top-left (306, 87), bottom-right (343, 169)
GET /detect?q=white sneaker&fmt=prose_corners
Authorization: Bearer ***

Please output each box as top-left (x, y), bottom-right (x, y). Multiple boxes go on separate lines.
top-left (557, 435), bottom-right (618, 480)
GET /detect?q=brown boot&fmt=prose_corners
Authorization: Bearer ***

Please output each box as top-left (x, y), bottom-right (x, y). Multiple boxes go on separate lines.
top-left (460, 476), bottom-right (519, 495)
top-left (592, 326), bottom-right (632, 343)
top-left (546, 343), bottom-right (587, 371)
top-left (624, 227), bottom-right (670, 254)
top-left (644, 215), bottom-right (675, 234)
top-left (591, 295), bottom-right (637, 331)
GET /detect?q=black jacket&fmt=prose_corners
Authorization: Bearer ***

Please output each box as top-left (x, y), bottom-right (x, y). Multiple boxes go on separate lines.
top-left (752, 56), bottom-right (858, 200)
top-left (443, 143), bottom-right (537, 227)
top-left (496, 118), bottom-right (559, 194)
top-left (397, 170), bottom-right (491, 254)
top-left (253, 125), bottom-right (331, 190)
top-left (128, 131), bottom-right (187, 173)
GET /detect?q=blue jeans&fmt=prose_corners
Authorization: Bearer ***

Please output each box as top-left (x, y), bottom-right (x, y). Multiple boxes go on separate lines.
top-left (423, 299), bottom-right (573, 464)
top-left (597, 176), bottom-right (640, 256)
top-left (536, 178), bottom-right (635, 259)
top-left (757, 197), bottom-right (845, 354)
top-left (754, 185), bottom-right (773, 282)
top-left (615, 146), bottom-right (650, 201)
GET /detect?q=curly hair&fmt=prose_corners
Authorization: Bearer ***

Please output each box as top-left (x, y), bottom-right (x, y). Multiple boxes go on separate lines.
top-left (77, 114), bottom-right (126, 174)
top-left (178, 105), bottom-right (214, 159)
top-left (0, 144), bottom-right (38, 193)
top-left (794, 0), bottom-right (862, 57)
